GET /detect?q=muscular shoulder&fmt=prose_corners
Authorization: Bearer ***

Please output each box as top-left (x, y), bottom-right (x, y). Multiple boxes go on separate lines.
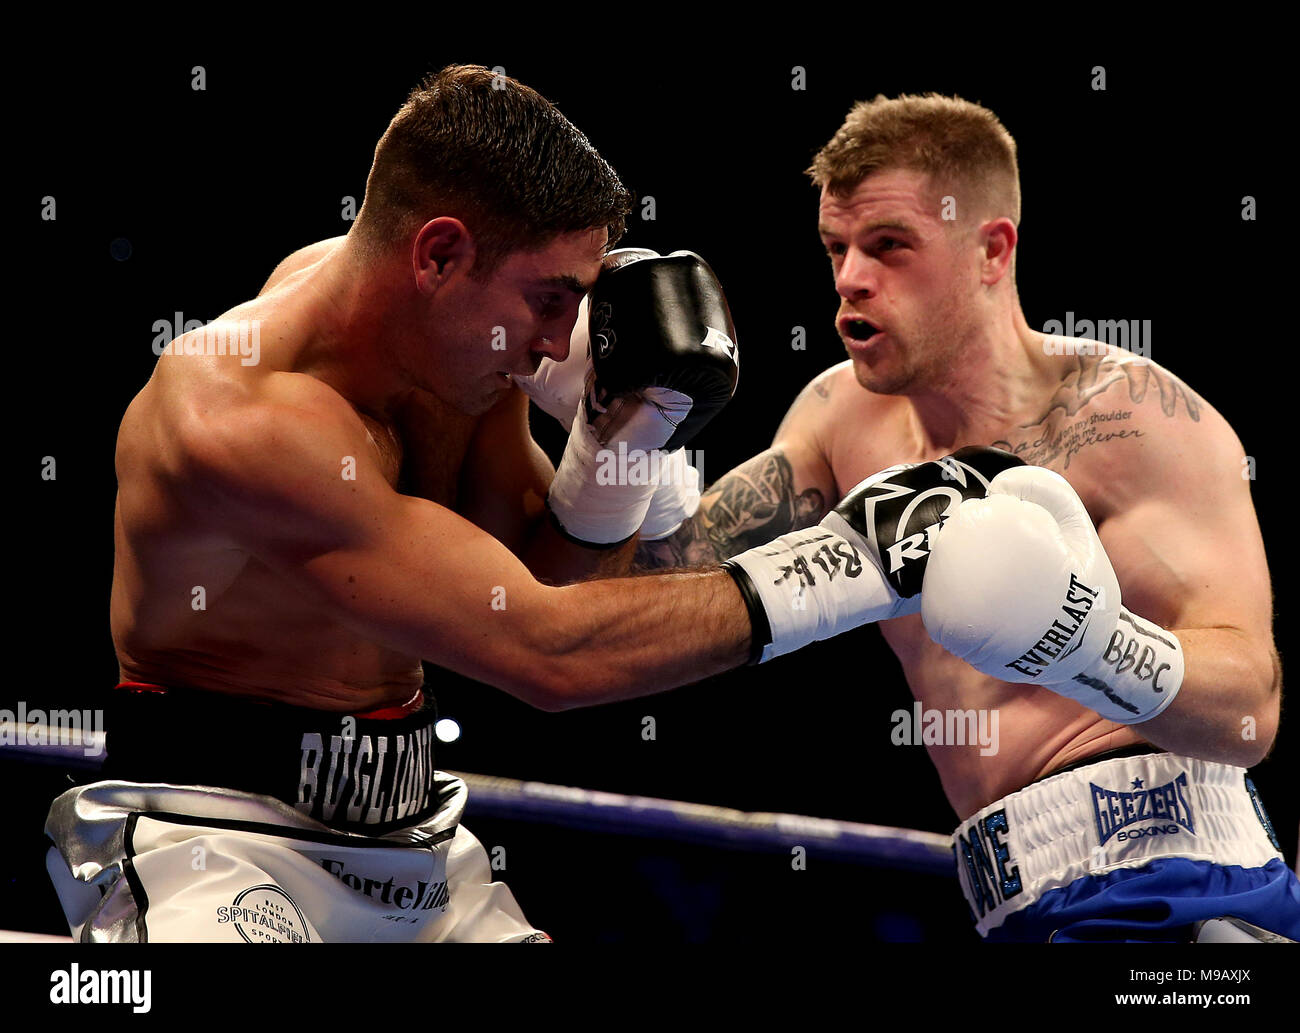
top-left (778, 360), bottom-right (909, 495)
top-left (776, 360), bottom-right (896, 446)
top-left (197, 374), bottom-right (367, 477)
top-left (994, 348), bottom-right (1245, 515)
top-left (259, 236), bottom-right (347, 296)
top-left (134, 355), bottom-right (374, 532)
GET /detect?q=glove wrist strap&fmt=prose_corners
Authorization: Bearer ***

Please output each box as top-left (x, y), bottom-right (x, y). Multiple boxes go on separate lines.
top-left (1057, 607), bottom-right (1185, 724)
top-left (721, 512), bottom-right (913, 663)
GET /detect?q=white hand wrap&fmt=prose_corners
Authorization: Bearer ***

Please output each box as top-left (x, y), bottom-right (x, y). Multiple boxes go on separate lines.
top-left (514, 248), bottom-right (709, 545)
top-left (545, 387), bottom-right (693, 545)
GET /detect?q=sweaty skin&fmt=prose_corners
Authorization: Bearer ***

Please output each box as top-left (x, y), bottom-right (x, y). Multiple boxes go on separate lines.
top-left (640, 169), bottom-right (1279, 821)
top-left (112, 230), bottom-right (750, 714)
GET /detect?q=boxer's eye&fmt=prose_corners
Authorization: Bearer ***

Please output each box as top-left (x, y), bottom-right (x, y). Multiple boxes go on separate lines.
top-left (535, 294), bottom-right (563, 317)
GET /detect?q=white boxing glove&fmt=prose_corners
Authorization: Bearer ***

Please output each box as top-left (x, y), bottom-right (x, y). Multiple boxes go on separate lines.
top-left (921, 466), bottom-right (1184, 724)
top-left (723, 446), bottom-right (1026, 664)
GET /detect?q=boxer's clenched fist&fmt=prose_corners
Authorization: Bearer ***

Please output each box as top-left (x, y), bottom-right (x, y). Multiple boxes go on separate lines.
top-left (513, 247), bottom-right (659, 427)
top-left (582, 250), bottom-right (739, 452)
top-left (520, 248), bottom-right (738, 545)
top-left (922, 466), bottom-right (1185, 723)
top-left (722, 446), bottom-right (1023, 663)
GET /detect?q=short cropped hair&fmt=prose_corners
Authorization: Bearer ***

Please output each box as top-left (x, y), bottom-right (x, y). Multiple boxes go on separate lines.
top-left (807, 93), bottom-right (1020, 227)
top-left (355, 64), bottom-right (632, 276)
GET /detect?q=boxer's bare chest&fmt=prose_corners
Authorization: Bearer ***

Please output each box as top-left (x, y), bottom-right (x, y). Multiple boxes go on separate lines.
top-left (354, 409), bottom-right (405, 483)
top-left (826, 408), bottom-right (1143, 814)
top-left (812, 357), bottom-right (1194, 811)
top-left (828, 391), bottom-right (1123, 529)
top-left (355, 402), bottom-right (479, 508)
top-left (825, 387), bottom-right (1123, 654)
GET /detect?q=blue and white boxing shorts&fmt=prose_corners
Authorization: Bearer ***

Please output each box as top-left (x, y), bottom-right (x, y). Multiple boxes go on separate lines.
top-left (953, 749), bottom-right (1300, 942)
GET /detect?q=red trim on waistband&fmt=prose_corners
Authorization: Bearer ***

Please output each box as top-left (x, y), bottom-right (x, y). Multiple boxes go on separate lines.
top-left (353, 689), bottom-right (425, 721)
top-left (115, 681), bottom-right (169, 694)
top-left (113, 681), bottom-right (424, 720)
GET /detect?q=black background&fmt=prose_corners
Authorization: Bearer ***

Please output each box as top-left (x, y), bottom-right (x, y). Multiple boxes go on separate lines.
top-left (11, 27), bottom-right (1292, 944)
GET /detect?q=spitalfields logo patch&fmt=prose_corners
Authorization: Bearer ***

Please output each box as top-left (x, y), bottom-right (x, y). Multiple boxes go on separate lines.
top-left (215, 885), bottom-right (311, 943)
top-left (1091, 771), bottom-right (1195, 846)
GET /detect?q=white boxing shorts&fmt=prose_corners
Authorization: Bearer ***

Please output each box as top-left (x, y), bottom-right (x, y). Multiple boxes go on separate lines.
top-left (43, 683), bottom-right (550, 942)
top-left (45, 777), bottom-right (548, 942)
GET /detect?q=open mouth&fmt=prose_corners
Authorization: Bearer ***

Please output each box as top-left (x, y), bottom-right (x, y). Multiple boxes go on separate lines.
top-left (841, 317), bottom-right (882, 343)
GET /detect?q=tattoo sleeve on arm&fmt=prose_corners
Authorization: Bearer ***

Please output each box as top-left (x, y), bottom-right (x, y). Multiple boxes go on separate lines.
top-left (635, 450), bottom-right (827, 569)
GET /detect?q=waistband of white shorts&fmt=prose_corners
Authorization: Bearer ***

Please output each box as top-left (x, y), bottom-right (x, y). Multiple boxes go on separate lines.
top-left (102, 685), bottom-right (443, 833)
top-left (951, 751), bottom-right (1283, 936)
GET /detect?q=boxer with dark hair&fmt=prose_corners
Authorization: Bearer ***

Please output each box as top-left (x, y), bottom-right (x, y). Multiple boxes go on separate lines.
top-left (45, 70), bottom-right (1012, 942)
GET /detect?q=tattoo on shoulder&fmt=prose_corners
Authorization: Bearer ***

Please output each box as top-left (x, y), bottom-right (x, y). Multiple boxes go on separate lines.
top-left (635, 450), bottom-right (826, 568)
top-left (993, 355), bottom-right (1202, 469)
top-left (812, 379), bottom-right (832, 401)
top-left (1033, 353), bottom-right (1202, 425)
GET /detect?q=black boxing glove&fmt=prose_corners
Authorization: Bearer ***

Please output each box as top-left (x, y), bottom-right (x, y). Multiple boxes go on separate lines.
top-left (722, 446), bottom-right (1024, 663)
top-left (584, 251), bottom-right (739, 451)
top-left (545, 250), bottom-right (740, 544)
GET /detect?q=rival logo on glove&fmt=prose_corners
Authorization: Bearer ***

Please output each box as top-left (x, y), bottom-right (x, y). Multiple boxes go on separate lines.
top-left (591, 301), bottom-right (616, 359)
top-left (769, 531), bottom-right (863, 588)
top-left (853, 453), bottom-right (1013, 597)
top-left (700, 325), bottom-right (738, 364)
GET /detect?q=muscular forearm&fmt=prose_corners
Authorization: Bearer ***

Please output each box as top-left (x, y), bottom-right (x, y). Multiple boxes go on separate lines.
top-left (1134, 629), bottom-right (1280, 766)
top-left (519, 569), bottom-right (751, 709)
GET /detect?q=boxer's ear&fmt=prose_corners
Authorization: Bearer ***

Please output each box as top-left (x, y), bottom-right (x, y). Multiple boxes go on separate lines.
top-left (412, 217), bottom-right (475, 292)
